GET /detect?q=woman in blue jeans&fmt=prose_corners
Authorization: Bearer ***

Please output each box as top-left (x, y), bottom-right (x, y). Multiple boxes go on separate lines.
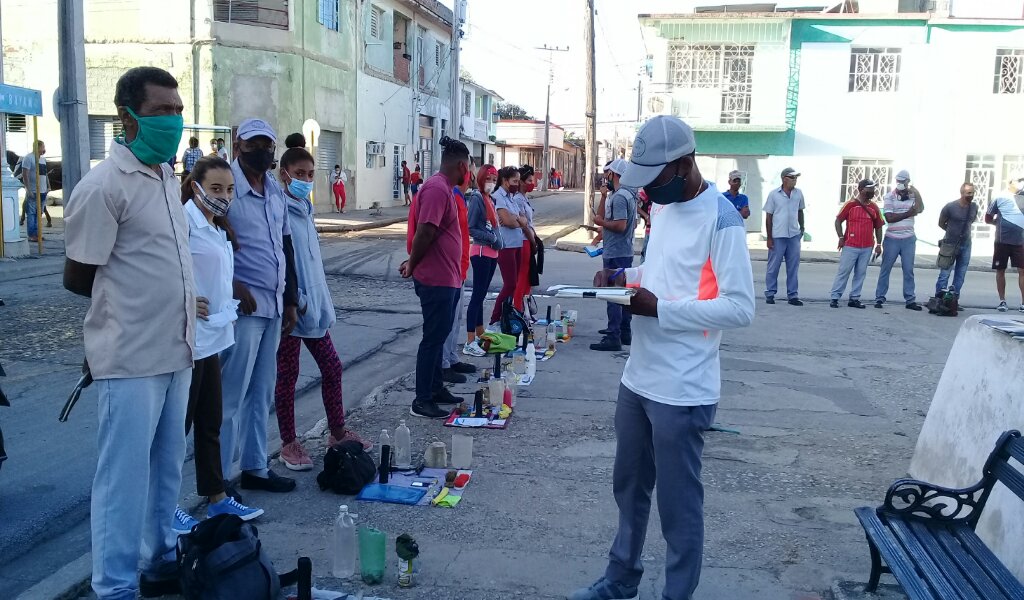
top-left (463, 164), bottom-right (502, 357)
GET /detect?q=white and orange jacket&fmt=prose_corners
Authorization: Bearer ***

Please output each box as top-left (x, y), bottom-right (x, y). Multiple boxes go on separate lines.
top-left (622, 183), bottom-right (755, 407)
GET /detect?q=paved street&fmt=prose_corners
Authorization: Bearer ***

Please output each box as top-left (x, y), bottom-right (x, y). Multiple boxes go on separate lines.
top-left (0, 189), bottom-right (1014, 599)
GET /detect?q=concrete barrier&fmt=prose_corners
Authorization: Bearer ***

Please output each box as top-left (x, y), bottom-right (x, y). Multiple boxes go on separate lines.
top-left (909, 315), bottom-right (1024, 580)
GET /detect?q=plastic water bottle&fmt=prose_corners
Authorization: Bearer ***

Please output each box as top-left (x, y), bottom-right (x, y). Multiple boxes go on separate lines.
top-left (331, 505), bottom-right (357, 578)
top-left (378, 429), bottom-right (391, 462)
top-left (394, 420), bottom-right (412, 469)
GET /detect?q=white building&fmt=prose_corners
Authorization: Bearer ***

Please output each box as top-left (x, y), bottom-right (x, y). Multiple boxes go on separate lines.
top-left (639, 1), bottom-right (1024, 249)
top-left (458, 77), bottom-right (503, 166)
top-left (357, 0), bottom-right (454, 208)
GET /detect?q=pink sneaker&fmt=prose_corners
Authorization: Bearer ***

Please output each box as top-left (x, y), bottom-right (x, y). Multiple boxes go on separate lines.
top-left (329, 429), bottom-right (373, 452)
top-left (280, 440), bottom-right (313, 471)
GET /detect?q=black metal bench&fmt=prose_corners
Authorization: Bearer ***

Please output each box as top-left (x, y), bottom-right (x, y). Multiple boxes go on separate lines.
top-left (855, 430), bottom-right (1024, 600)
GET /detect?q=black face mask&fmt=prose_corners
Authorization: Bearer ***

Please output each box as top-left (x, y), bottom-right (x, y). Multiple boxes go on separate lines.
top-left (240, 149), bottom-right (274, 173)
top-left (646, 175), bottom-right (688, 205)
top-left (863, 191), bottom-right (876, 200)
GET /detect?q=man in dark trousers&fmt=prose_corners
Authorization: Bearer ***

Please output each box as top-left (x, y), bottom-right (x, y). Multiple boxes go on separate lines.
top-left (400, 137), bottom-right (472, 419)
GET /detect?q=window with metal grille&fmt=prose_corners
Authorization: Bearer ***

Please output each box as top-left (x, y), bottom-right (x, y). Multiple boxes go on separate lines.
top-left (964, 154), bottom-right (1024, 219)
top-left (318, 0), bottom-right (339, 32)
top-left (463, 91), bottom-right (472, 117)
top-left (369, 5), bottom-right (383, 40)
top-left (88, 115), bottom-right (124, 161)
top-left (392, 144), bottom-right (405, 199)
top-left (436, 42), bottom-right (444, 67)
top-left (849, 48), bottom-right (901, 93)
top-left (839, 158), bottom-right (893, 203)
top-left (213, 0), bottom-right (289, 30)
top-left (667, 43), bottom-right (754, 123)
top-left (366, 141), bottom-right (385, 169)
top-left (994, 49), bottom-right (1024, 94)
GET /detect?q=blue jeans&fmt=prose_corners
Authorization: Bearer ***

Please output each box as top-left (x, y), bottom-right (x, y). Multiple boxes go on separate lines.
top-left (414, 281), bottom-right (459, 402)
top-left (606, 385), bottom-right (716, 599)
top-left (25, 191), bottom-right (46, 238)
top-left (604, 256), bottom-right (633, 340)
top-left (466, 255), bottom-right (498, 333)
top-left (874, 236), bottom-right (916, 305)
top-left (219, 315), bottom-right (282, 478)
top-left (765, 235), bottom-right (801, 299)
top-left (91, 369), bottom-right (191, 600)
top-left (831, 246), bottom-right (872, 300)
top-left (935, 243), bottom-right (972, 296)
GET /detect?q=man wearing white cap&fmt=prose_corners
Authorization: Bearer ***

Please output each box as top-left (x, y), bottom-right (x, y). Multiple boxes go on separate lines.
top-left (763, 167), bottom-right (806, 305)
top-left (873, 169), bottom-right (924, 310)
top-left (723, 170), bottom-right (750, 219)
top-left (570, 115), bottom-right (754, 600)
top-left (219, 117), bottom-right (300, 494)
top-left (591, 158), bottom-right (637, 352)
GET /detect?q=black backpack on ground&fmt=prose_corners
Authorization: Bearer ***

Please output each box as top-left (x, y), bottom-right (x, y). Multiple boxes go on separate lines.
top-left (176, 513), bottom-right (298, 600)
top-left (500, 296), bottom-right (530, 337)
top-left (317, 440), bottom-right (377, 495)
top-left (927, 293), bottom-right (959, 317)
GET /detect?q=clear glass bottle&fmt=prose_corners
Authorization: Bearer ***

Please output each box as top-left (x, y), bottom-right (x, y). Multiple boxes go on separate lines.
top-left (378, 429), bottom-right (391, 463)
top-left (331, 505), bottom-right (357, 578)
top-left (394, 420), bottom-right (412, 469)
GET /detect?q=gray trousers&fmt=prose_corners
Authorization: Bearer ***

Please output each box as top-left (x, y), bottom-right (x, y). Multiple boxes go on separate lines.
top-left (442, 285), bottom-right (465, 369)
top-left (606, 384), bottom-right (717, 600)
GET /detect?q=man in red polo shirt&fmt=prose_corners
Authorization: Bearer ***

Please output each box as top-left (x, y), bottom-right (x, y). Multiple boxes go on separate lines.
top-left (830, 179), bottom-right (884, 308)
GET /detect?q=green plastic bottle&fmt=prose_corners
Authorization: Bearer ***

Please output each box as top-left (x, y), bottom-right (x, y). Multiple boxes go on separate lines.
top-left (358, 526), bottom-right (386, 584)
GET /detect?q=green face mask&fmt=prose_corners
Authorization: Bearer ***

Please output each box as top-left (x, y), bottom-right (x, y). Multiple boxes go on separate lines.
top-left (118, 106), bottom-right (184, 165)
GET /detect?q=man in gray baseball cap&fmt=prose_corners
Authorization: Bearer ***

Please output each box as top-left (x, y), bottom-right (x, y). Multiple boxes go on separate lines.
top-left (571, 115), bottom-right (755, 600)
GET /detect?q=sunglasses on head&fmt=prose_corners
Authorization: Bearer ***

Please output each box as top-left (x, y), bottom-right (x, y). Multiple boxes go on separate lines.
top-left (784, 175), bottom-right (797, 180)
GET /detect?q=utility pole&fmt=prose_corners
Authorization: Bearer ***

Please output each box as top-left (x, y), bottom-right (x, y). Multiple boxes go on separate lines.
top-left (535, 44), bottom-right (568, 192)
top-left (450, 0), bottom-right (466, 143)
top-left (583, 0), bottom-right (597, 225)
top-left (57, 0), bottom-right (90, 195)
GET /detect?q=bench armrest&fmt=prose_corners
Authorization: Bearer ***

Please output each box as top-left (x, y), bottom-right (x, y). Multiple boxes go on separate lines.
top-left (883, 478), bottom-right (989, 523)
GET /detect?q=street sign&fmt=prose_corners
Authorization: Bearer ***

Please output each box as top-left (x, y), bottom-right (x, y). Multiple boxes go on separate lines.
top-left (0, 83), bottom-right (43, 116)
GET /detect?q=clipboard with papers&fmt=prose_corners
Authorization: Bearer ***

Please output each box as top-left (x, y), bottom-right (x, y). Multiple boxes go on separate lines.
top-left (547, 285), bottom-right (636, 306)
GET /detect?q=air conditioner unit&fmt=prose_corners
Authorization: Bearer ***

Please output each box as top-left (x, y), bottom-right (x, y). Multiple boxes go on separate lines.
top-left (644, 93), bottom-right (674, 116)
top-left (674, 88), bottom-right (721, 121)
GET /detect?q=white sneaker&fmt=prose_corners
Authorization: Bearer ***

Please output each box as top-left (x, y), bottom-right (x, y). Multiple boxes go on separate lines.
top-left (463, 340), bottom-right (486, 357)
top-left (997, 301), bottom-right (1009, 312)
top-left (173, 506), bottom-right (201, 535)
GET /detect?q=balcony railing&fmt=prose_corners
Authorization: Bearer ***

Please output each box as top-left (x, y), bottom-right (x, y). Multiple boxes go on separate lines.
top-left (213, 0), bottom-right (289, 30)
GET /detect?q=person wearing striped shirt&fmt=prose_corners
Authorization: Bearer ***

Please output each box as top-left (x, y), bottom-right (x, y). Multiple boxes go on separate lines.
top-left (873, 169), bottom-right (924, 310)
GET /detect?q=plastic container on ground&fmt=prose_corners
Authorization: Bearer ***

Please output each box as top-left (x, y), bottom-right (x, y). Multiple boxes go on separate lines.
top-left (393, 421), bottom-right (412, 469)
top-left (451, 434), bottom-right (473, 469)
top-left (331, 505), bottom-right (357, 578)
top-left (358, 526), bottom-right (387, 584)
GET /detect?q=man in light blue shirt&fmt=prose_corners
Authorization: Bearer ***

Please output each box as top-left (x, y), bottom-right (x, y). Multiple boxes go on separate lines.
top-left (763, 167), bottom-right (805, 306)
top-left (220, 118), bottom-right (299, 495)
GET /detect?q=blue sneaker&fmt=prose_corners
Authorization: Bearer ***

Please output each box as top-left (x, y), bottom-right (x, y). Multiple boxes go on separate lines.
top-left (173, 506), bottom-right (200, 535)
top-left (207, 496), bottom-right (264, 521)
top-left (567, 577), bottom-right (638, 600)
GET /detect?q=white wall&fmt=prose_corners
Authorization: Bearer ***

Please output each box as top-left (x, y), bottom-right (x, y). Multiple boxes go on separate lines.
top-left (496, 122), bottom-right (564, 147)
top-left (356, 74), bottom-right (413, 209)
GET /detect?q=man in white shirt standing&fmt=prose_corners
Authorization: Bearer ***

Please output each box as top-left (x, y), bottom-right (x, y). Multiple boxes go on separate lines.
top-left (569, 115), bottom-right (755, 600)
top-left (763, 167), bottom-right (805, 306)
top-left (874, 169), bottom-right (924, 310)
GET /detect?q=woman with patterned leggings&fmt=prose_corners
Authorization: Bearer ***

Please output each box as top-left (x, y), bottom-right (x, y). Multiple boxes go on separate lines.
top-left (273, 148), bottom-right (370, 472)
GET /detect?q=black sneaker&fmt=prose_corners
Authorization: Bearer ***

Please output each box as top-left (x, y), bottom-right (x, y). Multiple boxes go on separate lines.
top-left (589, 336), bottom-right (622, 352)
top-left (240, 469), bottom-right (296, 493)
top-left (441, 368), bottom-right (467, 384)
top-left (621, 331), bottom-right (632, 345)
top-left (905, 302), bottom-right (923, 311)
top-left (598, 328), bottom-right (611, 335)
top-left (140, 572), bottom-right (181, 598)
top-left (410, 399), bottom-right (448, 419)
top-left (433, 387), bottom-right (462, 405)
top-left (829, 300), bottom-right (839, 308)
top-left (787, 298), bottom-right (804, 306)
top-left (848, 300), bottom-right (866, 309)
top-left (449, 361), bottom-right (477, 374)
top-left (223, 480), bottom-right (245, 504)
top-left (874, 301), bottom-right (884, 308)
top-left (765, 297), bottom-right (776, 305)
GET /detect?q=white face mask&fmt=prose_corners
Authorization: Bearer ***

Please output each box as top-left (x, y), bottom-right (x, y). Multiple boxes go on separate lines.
top-left (896, 182), bottom-right (908, 191)
top-left (484, 182), bottom-right (496, 194)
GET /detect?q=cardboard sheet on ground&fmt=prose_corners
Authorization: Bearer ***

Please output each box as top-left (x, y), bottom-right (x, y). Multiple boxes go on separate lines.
top-left (356, 468), bottom-right (473, 506)
top-left (548, 285), bottom-right (635, 305)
